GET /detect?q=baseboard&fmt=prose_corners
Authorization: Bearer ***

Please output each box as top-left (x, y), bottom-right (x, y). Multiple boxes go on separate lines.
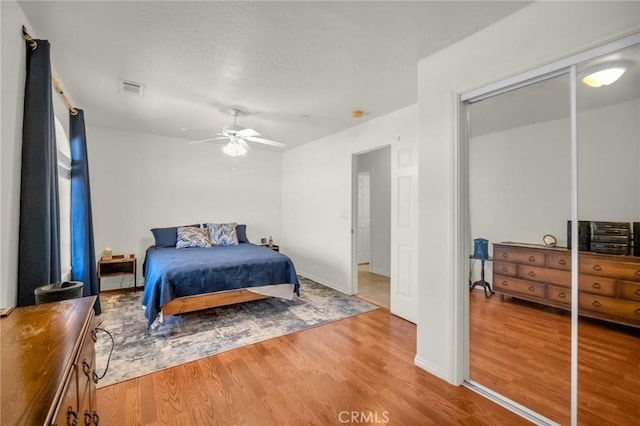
top-left (414, 355), bottom-right (452, 384)
top-left (368, 266), bottom-right (390, 277)
top-left (297, 271), bottom-right (351, 295)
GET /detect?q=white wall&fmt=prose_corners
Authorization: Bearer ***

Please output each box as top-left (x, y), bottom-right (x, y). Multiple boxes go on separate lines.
top-left (0, 0), bottom-right (28, 309)
top-left (87, 126), bottom-right (283, 290)
top-left (416, 1), bottom-right (640, 383)
top-left (356, 147), bottom-right (391, 277)
top-left (282, 105), bottom-right (416, 294)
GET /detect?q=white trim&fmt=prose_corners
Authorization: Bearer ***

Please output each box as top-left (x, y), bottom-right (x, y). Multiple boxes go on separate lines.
top-left (569, 65), bottom-right (579, 426)
top-left (414, 355), bottom-right (450, 382)
top-left (296, 271), bottom-right (354, 295)
top-left (464, 380), bottom-right (559, 426)
top-left (461, 32), bottom-right (640, 102)
top-left (450, 92), bottom-right (466, 386)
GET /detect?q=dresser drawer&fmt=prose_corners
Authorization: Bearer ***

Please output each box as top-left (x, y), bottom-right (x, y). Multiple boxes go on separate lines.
top-left (547, 252), bottom-right (571, 271)
top-left (517, 265), bottom-right (570, 287)
top-left (579, 293), bottom-right (640, 323)
top-left (494, 261), bottom-right (516, 277)
top-left (578, 274), bottom-right (617, 297)
top-left (494, 276), bottom-right (545, 298)
top-left (547, 285), bottom-right (571, 304)
top-left (619, 281), bottom-right (640, 302)
top-left (494, 246), bottom-right (545, 266)
top-left (579, 256), bottom-right (640, 281)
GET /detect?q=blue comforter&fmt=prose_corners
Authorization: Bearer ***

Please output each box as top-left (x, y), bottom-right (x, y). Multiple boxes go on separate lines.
top-left (142, 243), bottom-right (300, 326)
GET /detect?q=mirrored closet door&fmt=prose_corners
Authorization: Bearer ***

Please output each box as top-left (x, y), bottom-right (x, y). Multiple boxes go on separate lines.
top-left (576, 43), bottom-right (640, 424)
top-left (466, 73), bottom-right (572, 424)
top-left (464, 36), bottom-right (640, 425)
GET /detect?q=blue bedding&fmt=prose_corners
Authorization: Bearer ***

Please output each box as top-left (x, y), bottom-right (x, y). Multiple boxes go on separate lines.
top-left (142, 243), bottom-right (300, 326)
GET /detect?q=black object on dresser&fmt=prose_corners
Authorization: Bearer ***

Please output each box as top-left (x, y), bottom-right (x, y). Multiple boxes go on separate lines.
top-left (567, 220), bottom-right (640, 256)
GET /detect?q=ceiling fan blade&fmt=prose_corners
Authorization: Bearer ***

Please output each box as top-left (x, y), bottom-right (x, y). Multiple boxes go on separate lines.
top-left (236, 128), bottom-right (261, 138)
top-left (238, 139), bottom-right (250, 150)
top-left (245, 136), bottom-right (286, 148)
top-left (189, 136), bottom-right (228, 145)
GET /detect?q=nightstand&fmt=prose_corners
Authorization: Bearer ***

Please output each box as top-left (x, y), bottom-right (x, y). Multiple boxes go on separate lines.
top-left (260, 244), bottom-right (280, 252)
top-left (98, 254), bottom-right (137, 291)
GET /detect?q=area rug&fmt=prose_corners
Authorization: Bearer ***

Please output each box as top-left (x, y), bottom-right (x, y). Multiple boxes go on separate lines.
top-left (94, 277), bottom-right (377, 387)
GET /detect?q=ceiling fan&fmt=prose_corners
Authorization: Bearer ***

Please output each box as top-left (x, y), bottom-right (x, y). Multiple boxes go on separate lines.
top-left (189, 108), bottom-right (286, 156)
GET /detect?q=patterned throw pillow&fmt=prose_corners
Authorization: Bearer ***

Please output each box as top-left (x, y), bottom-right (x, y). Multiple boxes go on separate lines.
top-left (176, 226), bottom-right (211, 248)
top-left (207, 223), bottom-right (239, 246)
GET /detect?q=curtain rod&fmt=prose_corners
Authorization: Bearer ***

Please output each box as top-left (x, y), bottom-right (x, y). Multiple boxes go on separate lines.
top-left (22, 25), bottom-right (78, 116)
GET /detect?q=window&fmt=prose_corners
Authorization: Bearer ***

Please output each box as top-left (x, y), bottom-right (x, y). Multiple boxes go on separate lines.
top-left (55, 117), bottom-right (71, 281)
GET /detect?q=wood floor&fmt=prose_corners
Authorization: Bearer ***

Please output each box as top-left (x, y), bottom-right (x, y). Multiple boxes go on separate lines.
top-left (469, 290), bottom-right (640, 425)
top-left (356, 264), bottom-right (390, 309)
top-left (97, 308), bottom-right (526, 425)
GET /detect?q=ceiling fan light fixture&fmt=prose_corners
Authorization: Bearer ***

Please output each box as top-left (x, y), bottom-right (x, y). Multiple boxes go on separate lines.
top-left (222, 141), bottom-right (248, 157)
top-left (579, 60), bottom-right (632, 88)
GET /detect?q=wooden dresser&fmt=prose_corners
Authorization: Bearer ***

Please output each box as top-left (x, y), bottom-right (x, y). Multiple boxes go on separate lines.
top-left (1, 296), bottom-right (99, 425)
top-left (493, 242), bottom-right (640, 328)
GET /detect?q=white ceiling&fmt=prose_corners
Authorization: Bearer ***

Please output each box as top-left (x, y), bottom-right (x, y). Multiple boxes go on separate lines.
top-left (18, 1), bottom-right (529, 150)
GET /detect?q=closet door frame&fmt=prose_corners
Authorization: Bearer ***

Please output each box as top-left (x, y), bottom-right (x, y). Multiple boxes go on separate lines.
top-left (457, 32), bottom-right (640, 426)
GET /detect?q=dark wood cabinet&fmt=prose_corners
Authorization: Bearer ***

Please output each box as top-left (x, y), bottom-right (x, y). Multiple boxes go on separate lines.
top-left (1, 297), bottom-right (99, 425)
top-left (493, 242), bottom-right (640, 328)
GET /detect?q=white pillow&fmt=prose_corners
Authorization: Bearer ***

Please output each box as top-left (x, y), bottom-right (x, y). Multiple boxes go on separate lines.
top-left (176, 226), bottom-right (211, 248)
top-left (207, 223), bottom-right (239, 246)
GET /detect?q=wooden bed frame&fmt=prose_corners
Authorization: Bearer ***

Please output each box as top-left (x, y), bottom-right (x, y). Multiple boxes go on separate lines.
top-left (161, 288), bottom-right (269, 317)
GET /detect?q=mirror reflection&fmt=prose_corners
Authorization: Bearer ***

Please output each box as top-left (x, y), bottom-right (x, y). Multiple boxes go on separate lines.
top-left (467, 73), bottom-right (572, 424)
top-left (576, 43), bottom-right (640, 425)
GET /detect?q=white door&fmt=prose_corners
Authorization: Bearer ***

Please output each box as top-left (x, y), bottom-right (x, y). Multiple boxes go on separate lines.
top-left (356, 171), bottom-right (371, 264)
top-left (390, 137), bottom-right (418, 323)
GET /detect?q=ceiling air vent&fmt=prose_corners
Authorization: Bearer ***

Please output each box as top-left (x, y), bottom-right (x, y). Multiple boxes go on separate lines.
top-left (119, 79), bottom-right (144, 97)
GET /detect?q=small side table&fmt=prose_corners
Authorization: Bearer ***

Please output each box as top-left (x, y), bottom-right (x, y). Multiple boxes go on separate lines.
top-left (97, 255), bottom-right (137, 292)
top-left (469, 256), bottom-right (494, 298)
top-left (260, 244), bottom-right (280, 252)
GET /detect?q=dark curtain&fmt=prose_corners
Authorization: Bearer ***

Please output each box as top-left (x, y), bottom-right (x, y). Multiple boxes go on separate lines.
top-left (18, 38), bottom-right (61, 306)
top-left (70, 110), bottom-right (101, 315)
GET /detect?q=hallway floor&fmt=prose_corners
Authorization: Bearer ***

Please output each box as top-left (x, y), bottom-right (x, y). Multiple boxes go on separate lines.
top-left (357, 263), bottom-right (390, 309)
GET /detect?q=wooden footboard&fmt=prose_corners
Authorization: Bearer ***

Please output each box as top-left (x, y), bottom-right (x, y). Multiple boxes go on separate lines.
top-left (161, 289), bottom-right (269, 316)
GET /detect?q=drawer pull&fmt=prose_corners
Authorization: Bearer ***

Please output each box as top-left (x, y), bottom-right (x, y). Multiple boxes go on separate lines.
top-left (635, 309), bottom-right (640, 317)
top-left (528, 256), bottom-right (535, 262)
top-left (528, 286), bottom-right (535, 292)
top-left (528, 271), bottom-right (535, 277)
top-left (559, 259), bottom-right (566, 266)
top-left (593, 264), bottom-right (602, 272)
top-left (501, 267), bottom-right (508, 273)
top-left (558, 292), bottom-right (566, 299)
top-left (92, 371), bottom-right (99, 384)
top-left (635, 288), bottom-right (640, 296)
top-left (502, 252), bottom-right (509, 258)
top-left (82, 359), bottom-right (90, 377)
top-left (67, 406), bottom-right (78, 426)
top-left (592, 283), bottom-right (601, 290)
top-left (635, 269), bottom-right (640, 277)
top-left (592, 300), bottom-right (601, 308)
top-left (501, 280), bottom-right (509, 287)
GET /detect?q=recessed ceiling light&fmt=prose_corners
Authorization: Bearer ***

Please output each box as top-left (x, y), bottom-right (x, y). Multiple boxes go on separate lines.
top-left (579, 60), bottom-right (633, 88)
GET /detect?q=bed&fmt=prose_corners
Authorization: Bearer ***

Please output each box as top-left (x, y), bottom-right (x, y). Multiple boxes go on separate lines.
top-left (142, 243), bottom-right (300, 327)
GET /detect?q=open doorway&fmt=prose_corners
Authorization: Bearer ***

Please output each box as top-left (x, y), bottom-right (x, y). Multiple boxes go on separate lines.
top-left (352, 146), bottom-right (391, 309)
